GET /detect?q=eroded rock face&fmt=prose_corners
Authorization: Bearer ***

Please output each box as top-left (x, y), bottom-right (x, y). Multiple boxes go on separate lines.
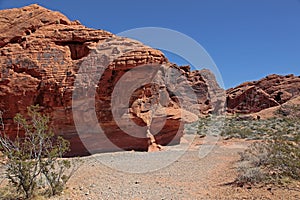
top-left (227, 74), bottom-right (300, 114)
top-left (0, 5), bottom-right (225, 156)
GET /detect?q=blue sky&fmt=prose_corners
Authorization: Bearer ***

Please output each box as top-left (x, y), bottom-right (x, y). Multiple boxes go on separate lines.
top-left (1, 0), bottom-right (300, 88)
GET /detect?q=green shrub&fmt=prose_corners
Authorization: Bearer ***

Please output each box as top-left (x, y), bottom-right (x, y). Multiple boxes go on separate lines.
top-left (0, 105), bottom-right (77, 199)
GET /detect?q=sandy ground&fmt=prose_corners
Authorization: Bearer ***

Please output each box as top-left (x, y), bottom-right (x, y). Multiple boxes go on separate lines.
top-left (51, 135), bottom-right (300, 200)
top-left (1, 135), bottom-right (300, 199)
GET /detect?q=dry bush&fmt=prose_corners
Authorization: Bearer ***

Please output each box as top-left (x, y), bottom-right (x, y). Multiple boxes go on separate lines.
top-left (236, 136), bottom-right (300, 185)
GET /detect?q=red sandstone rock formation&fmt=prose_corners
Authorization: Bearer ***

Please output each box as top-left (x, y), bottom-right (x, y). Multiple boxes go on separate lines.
top-left (227, 74), bottom-right (300, 114)
top-left (0, 4), bottom-right (224, 155)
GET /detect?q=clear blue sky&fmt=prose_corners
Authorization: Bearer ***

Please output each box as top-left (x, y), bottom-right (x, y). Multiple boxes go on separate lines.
top-left (1, 0), bottom-right (300, 88)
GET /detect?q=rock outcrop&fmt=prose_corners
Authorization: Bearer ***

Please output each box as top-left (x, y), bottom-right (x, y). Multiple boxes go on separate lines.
top-left (227, 74), bottom-right (300, 114)
top-left (0, 4), bottom-right (224, 156)
top-left (250, 96), bottom-right (300, 119)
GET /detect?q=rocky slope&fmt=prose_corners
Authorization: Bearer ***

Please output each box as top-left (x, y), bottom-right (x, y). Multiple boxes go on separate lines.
top-left (0, 4), bottom-right (225, 156)
top-left (227, 74), bottom-right (300, 114)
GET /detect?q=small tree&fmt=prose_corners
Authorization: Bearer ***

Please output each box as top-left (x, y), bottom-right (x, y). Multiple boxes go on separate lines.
top-left (0, 105), bottom-right (74, 198)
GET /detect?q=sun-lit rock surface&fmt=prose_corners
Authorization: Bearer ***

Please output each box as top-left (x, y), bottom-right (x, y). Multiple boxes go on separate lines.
top-left (0, 4), bottom-right (224, 156)
top-left (227, 74), bottom-right (300, 114)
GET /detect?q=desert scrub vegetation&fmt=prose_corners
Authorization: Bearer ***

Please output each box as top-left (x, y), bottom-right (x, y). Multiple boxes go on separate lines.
top-left (236, 135), bottom-right (300, 185)
top-left (191, 106), bottom-right (300, 186)
top-left (220, 117), bottom-right (300, 140)
top-left (0, 105), bottom-right (79, 199)
top-left (185, 115), bottom-right (225, 137)
top-left (186, 114), bottom-right (299, 140)
top-left (190, 115), bottom-right (299, 140)
top-left (234, 104), bottom-right (300, 186)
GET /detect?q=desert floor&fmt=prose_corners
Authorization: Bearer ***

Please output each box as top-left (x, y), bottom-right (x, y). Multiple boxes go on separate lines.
top-left (43, 135), bottom-right (300, 200)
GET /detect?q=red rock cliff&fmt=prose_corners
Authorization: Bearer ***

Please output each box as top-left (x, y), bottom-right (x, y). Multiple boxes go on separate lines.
top-left (0, 4), bottom-right (225, 156)
top-left (227, 74), bottom-right (300, 114)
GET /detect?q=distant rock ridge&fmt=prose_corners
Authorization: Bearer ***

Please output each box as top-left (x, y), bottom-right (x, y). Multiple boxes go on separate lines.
top-left (0, 4), bottom-right (225, 156)
top-left (226, 74), bottom-right (300, 114)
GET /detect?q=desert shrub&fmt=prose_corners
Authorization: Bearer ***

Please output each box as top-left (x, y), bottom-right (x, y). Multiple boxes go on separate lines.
top-left (236, 136), bottom-right (300, 185)
top-left (236, 142), bottom-right (270, 184)
top-left (267, 137), bottom-right (300, 180)
top-left (236, 164), bottom-right (266, 184)
top-left (0, 105), bottom-right (77, 199)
